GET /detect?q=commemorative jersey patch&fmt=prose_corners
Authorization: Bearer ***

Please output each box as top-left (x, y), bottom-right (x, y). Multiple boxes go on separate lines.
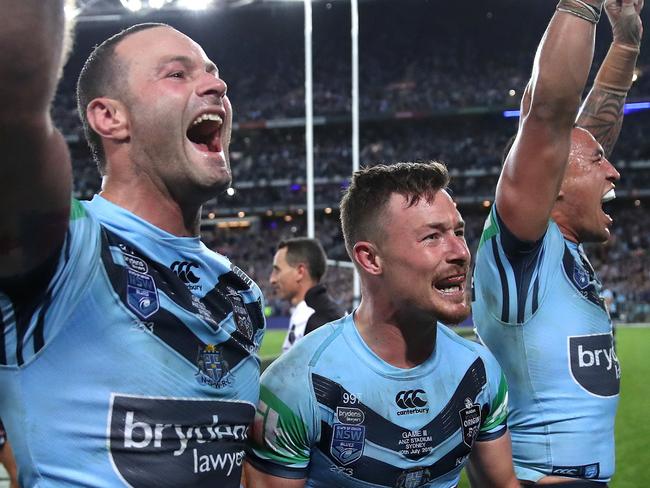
top-left (126, 269), bottom-right (159, 319)
top-left (568, 333), bottom-right (620, 397)
top-left (330, 423), bottom-right (366, 466)
top-left (196, 344), bottom-right (232, 389)
top-left (108, 394), bottom-right (254, 488)
top-left (459, 398), bottom-right (481, 448)
top-left (224, 286), bottom-right (253, 340)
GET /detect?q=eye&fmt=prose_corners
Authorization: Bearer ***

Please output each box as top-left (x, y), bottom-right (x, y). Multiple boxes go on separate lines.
top-left (455, 229), bottom-right (465, 238)
top-left (424, 233), bottom-right (441, 241)
top-left (168, 71), bottom-right (185, 79)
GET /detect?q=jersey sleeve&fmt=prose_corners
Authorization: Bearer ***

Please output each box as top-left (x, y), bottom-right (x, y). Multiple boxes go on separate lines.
top-left (247, 351), bottom-right (319, 479)
top-left (476, 348), bottom-right (509, 442)
top-left (473, 206), bottom-right (565, 325)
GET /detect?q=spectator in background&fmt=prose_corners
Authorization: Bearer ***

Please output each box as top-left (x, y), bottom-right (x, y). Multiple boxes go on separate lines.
top-left (0, 420), bottom-right (18, 488)
top-left (270, 238), bottom-right (344, 353)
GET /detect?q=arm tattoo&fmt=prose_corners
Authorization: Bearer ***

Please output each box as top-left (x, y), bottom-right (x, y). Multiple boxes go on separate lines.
top-left (576, 88), bottom-right (626, 157)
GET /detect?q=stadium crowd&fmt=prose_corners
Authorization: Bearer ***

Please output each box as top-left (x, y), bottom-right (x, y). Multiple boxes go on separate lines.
top-left (50, 0), bottom-right (650, 323)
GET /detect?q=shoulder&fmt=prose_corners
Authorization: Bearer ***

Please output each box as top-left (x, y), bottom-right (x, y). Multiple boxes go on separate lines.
top-left (437, 324), bottom-right (502, 376)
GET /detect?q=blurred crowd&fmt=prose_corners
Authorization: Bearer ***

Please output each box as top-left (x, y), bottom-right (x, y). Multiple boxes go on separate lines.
top-left (54, 0), bottom-right (650, 322)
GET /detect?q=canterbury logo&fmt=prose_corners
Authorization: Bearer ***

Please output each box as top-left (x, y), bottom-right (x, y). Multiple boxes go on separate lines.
top-left (395, 390), bottom-right (428, 409)
top-left (170, 261), bottom-right (200, 284)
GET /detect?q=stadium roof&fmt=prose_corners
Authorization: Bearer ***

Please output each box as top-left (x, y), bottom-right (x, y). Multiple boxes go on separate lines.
top-left (73, 0), bottom-right (358, 22)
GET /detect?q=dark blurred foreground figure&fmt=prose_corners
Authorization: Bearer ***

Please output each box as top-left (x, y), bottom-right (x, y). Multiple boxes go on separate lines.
top-left (246, 162), bottom-right (519, 488)
top-left (0, 420), bottom-right (18, 488)
top-left (473, 0), bottom-right (642, 486)
top-left (270, 238), bottom-right (344, 354)
top-left (0, 2), bottom-right (265, 486)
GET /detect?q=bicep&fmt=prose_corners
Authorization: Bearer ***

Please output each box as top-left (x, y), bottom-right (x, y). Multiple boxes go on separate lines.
top-left (466, 432), bottom-right (518, 488)
top-left (244, 461), bottom-right (306, 488)
top-left (496, 114), bottom-right (572, 242)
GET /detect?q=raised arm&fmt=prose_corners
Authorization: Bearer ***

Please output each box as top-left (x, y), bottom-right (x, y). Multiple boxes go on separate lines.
top-left (495, 1), bottom-right (602, 242)
top-left (0, 1), bottom-right (73, 278)
top-left (577, 0), bottom-right (643, 156)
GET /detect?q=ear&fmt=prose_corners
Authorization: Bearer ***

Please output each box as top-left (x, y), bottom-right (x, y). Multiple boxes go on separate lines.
top-left (86, 97), bottom-right (130, 142)
top-left (353, 241), bottom-right (382, 276)
top-left (295, 263), bottom-right (307, 282)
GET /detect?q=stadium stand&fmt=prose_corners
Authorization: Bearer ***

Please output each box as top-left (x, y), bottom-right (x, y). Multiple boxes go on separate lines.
top-left (53, 0), bottom-right (650, 322)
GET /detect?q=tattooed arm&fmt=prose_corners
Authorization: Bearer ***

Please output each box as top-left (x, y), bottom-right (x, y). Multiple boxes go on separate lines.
top-left (577, 0), bottom-right (643, 156)
top-left (0, 1), bottom-right (73, 278)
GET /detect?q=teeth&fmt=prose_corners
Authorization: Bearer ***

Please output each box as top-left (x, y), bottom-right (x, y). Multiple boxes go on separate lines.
top-left (191, 113), bottom-right (223, 127)
top-left (439, 285), bottom-right (461, 294)
top-left (602, 189), bottom-right (616, 203)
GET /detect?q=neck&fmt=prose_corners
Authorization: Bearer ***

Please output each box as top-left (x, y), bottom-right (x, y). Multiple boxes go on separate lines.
top-left (100, 176), bottom-right (201, 237)
top-left (552, 206), bottom-right (579, 244)
top-left (354, 297), bottom-right (437, 369)
top-left (290, 280), bottom-right (317, 306)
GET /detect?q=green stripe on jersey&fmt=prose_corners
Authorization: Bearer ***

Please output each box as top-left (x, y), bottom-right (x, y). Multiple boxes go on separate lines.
top-left (478, 209), bottom-right (499, 251)
top-left (252, 384), bottom-right (311, 466)
top-left (481, 371), bottom-right (509, 433)
top-left (70, 198), bottom-right (87, 221)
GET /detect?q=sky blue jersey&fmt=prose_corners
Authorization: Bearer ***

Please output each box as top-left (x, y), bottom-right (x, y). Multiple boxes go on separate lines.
top-left (248, 314), bottom-right (508, 488)
top-left (472, 208), bottom-right (619, 483)
top-left (0, 196), bottom-right (265, 487)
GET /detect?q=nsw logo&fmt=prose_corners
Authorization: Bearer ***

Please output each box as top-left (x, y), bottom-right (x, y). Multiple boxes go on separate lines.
top-left (330, 424), bottom-right (365, 466)
top-left (395, 390), bottom-right (429, 416)
top-left (171, 261), bottom-right (202, 290)
top-left (568, 333), bottom-right (620, 397)
top-left (126, 269), bottom-right (159, 319)
top-left (108, 394), bottom-right (254, 487)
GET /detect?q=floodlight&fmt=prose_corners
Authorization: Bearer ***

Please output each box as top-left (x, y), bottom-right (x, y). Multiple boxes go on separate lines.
top-left (177, 0), bottom-right (213, 10)
top-left (120, 0), bottom-right (143, 12)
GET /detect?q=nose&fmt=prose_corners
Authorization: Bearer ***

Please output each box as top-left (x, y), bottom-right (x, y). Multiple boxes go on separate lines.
top-left (197, 72), bottom-right (227, 100)
top-left (269, 273), bottom-right (277, 286)
top-left (604, 158), bottom-right (620, 182)
top-left (448, 234), bottom-right (470, 266)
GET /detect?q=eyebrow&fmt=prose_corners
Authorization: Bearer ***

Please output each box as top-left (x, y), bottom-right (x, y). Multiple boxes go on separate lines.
top-left (420, 219), bottom-right (466, 232)
top-left (157, 55), bottom-right (218, 75)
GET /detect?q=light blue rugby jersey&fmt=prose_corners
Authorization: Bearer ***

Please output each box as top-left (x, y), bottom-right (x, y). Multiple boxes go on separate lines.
top-left (472, 208), bottom-right (619, 483)
top-left (248, 314), bottom-right (508, 488)
top-left (0, 195), bottom-right (265, 487)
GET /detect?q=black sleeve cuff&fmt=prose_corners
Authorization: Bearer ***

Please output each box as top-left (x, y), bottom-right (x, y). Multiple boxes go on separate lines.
top-left (246, 450), bottom-right (309, 480)
top-left (476, 424), bottom-right (507, 443)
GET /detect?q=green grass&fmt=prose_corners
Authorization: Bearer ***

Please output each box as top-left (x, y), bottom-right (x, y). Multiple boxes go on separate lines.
top-left (258, 326), bottom-right (650, 487)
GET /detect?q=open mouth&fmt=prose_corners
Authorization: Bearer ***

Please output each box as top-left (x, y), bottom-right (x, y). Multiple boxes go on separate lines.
top-left (601, 188), bottom-right (616, 223)
top-left (434, 275), bottom-right (466, 296)
top-left (187, 113), bottom-right (223, 153)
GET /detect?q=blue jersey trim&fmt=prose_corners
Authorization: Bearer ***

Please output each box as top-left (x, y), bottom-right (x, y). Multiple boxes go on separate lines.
top-left (491, 238), bottom-right (510, 323)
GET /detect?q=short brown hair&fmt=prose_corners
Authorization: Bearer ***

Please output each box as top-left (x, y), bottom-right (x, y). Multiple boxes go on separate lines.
top-left (277, 238), bottom-right (327, 282)
top-left (339, 161), bottom-right (450, 259)
top-left (76, 23), bottom-right (168, 175)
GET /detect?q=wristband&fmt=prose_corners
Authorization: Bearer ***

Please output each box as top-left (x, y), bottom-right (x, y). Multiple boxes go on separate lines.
top-left (556, 0), bottom-right (604, 24)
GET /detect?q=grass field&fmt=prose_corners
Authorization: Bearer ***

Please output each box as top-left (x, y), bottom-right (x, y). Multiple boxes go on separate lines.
top-left (259, 326), bottom-right (650, 487)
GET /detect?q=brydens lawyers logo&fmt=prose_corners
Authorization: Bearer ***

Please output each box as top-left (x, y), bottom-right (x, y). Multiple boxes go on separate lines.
top-left (171, 261), bottom-right (202, 290)
top-left (108, 394), bottom-right (254, 487)
top-left (395, 390), bottom-right (429, 416)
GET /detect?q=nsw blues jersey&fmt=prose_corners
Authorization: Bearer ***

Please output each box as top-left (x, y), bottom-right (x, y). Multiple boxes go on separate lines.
top-left (472, 208), bottom-right (619, 483)
top-left (248, 314), bottom-right (508, 488)
top-left (0, 196), bottom-right (265, 487)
